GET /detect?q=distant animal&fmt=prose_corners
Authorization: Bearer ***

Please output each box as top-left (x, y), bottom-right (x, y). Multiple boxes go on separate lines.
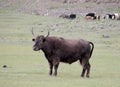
top-left (59, 14), bottom-right (76, 19)
top-left (114, 13), bottom-right (120, 20)
top-left (86, 13), bottom-right (95, 18)
top-left (32, 31), bottom-right (94, 78)
top-left (85, 13), bottom-right (95, 19)
top-left (94, 15), bottom-right (100, 20)
top-left (104, 14), bottom-right (115, 19)
top-left (85, 13), bottom-right (100, 20)
top-left (69, 14), bottom-right (76, 19)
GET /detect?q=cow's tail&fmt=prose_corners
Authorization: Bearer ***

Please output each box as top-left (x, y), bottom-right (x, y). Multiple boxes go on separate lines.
top-left (89, 42), bottom-right (94, 58)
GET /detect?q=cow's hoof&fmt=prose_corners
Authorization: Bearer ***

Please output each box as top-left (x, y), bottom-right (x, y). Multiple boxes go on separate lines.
top-left (54, 73), bottom-right (57, 76)
top-left (86, 75), bottom-right (90, 78)
top-left (81, 75), bottom-right (84, 77)
top-left (49, 72), bottom-right (52, 76)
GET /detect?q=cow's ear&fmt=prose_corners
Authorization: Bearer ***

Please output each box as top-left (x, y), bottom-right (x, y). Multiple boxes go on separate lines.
top-left (32, 38), bottom-right (35, 41)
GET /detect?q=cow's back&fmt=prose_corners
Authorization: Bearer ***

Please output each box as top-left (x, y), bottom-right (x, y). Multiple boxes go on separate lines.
top-left (56, 38), bottom-right (90, 64)
top-left (42, 37), bottom-right (91, 64)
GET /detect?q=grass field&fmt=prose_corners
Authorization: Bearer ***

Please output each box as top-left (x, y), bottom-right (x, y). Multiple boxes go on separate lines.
top-left (0, 4), bottom-right (120, 87)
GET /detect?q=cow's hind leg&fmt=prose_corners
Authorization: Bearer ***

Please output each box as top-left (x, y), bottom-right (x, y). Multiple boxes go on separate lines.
top-left (86, 62), bottom-right (91, 78)
top-left (81, 64), bottom-right (87, 77)
top-left (80, 58), bottom-right (87, 77)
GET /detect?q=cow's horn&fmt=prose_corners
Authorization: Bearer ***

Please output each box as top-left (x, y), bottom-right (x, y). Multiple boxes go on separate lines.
top-left (31, 28), bottom-right (35, 36)
top-left (45, 31), bottom-right (49, 38)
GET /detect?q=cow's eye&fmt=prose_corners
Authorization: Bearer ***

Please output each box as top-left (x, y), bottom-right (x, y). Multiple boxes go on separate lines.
top-left (32, 39), bottom-right (35, 41)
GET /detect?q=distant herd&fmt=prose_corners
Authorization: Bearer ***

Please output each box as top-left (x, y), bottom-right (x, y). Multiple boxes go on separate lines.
top-left (59, 12), bottom-right (120, 20)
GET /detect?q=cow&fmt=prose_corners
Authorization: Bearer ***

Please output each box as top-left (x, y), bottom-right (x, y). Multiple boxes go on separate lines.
top-left (94, 15), bottom-right (100, 20)
top-left (104, 14), bottom-right (115, 19)
top-left (86, 13), bottom-right (95, 18)
top-left (85, 13), bottom-right (100, 20)
top-left (69, 14), bottom-right (76, 19)
top-left (32, 31), bottom-right (94, 78)
top-left (85, 13), bottom-right (95, 20)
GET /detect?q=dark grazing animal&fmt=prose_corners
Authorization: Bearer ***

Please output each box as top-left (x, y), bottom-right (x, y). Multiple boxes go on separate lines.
top-left (59, 14), bottom-right (76, 19)
top-left (32, 32), bottom-right (94, 78)
top-left (85, 13), bottom-right (100, 20)
top-left (85, 13), bottom-right (95, 20)
top-left (69, 14), bottom-right (76, 19)
top-left (86, 13), bottom-right (95, 17)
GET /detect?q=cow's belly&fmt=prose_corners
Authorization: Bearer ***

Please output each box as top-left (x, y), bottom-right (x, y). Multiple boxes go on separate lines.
top-left (58, 50), bottom-right (81, 64)
top-left (60, 56), bottom-right (80, 64)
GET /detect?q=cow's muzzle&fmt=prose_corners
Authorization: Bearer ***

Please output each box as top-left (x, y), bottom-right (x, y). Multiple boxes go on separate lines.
top-left (33, 47), bottom-right (40, 51)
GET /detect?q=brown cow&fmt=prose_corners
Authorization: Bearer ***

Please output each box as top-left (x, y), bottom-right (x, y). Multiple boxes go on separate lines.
top-left (32, 31), bottom-right (94, 78)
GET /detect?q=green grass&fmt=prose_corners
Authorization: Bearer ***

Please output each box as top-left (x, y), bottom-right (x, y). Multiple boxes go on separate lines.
top-left (0, 9), bottom-right (120, 87)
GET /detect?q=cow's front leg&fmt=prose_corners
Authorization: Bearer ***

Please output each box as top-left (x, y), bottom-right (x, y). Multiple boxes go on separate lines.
top-left (53, 57), bottom-right (60, 76)
top-left (48, 61), bottom-right (53, 76)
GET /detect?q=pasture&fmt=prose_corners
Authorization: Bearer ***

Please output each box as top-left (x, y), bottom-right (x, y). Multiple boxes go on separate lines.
top-left (0, 9), bottom-right (120, 87)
